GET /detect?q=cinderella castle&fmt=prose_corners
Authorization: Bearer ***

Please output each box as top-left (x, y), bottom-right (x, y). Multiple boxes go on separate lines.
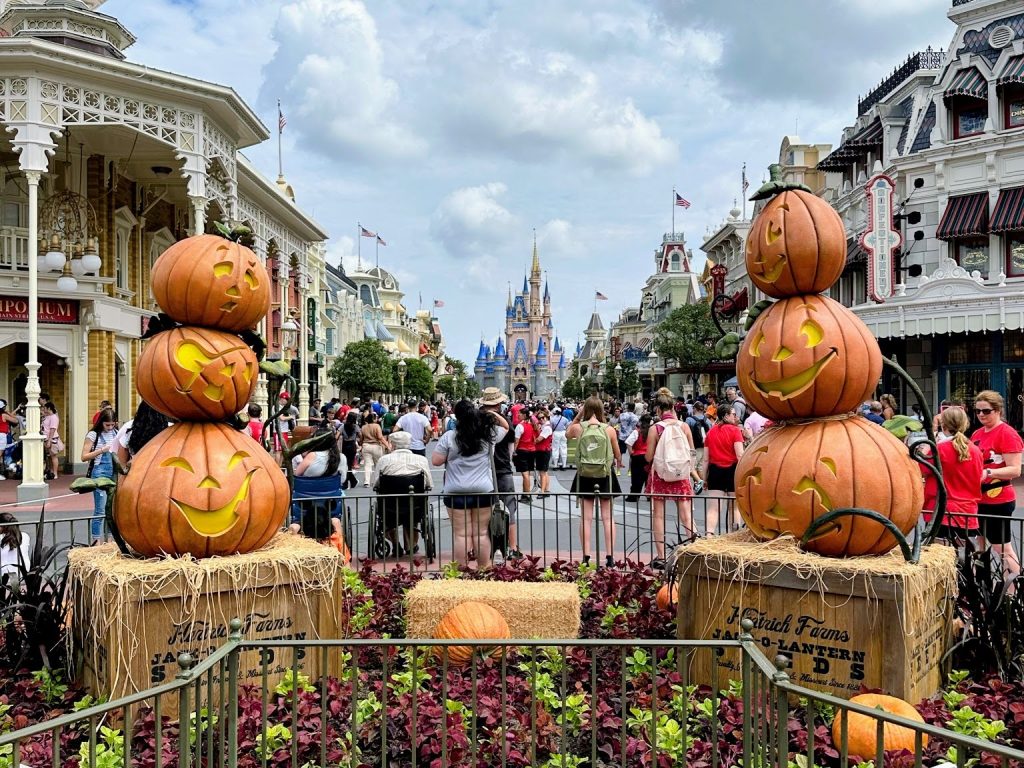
top-left (474, 240), bottom-right (567, 398)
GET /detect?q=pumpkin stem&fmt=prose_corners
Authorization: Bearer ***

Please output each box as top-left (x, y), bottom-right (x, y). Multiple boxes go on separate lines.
top-left (749, 163), bottom-right (813, 201)
top-left (212, 221), bottom-right (255, 245)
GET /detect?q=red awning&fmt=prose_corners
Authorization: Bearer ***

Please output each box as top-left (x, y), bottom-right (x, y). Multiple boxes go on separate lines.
top-left (991, 186), bottom-right (1024, 234)
top-left (944, 67), bottom-right (987, 101)
top-left (998, 55), bottom-right (1024, 86)
top-left (936, 192), bottom-right (989, 240)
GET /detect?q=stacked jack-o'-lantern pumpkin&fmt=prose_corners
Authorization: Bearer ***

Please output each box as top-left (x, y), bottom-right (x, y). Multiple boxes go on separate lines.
top-left (734, 167), bottom-right (922, 557)
top-left (114, 230), bottom-right (290, 558)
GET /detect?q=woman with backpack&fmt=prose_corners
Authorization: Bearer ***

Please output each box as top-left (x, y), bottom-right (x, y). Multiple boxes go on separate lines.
top-left (645, 391), bottom-right (701, 569)
top-left (566, 396), bottom-right (622, 568)
top-left (624, 413), bottom-right (652, 502)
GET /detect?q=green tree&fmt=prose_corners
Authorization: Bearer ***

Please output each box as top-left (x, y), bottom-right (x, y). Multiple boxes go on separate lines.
top-left (653, 303), bottom-right (718, 376)
top-left (435, 374), bottom-right (457, 400)
top-left (327, 340), bottom-right (394, 397)
top-left (393, 358), bottom-right (435, 400)
top-left (463, 377), bottom-right (482, 399)
top-left (603, 359), bottom-right (641, 400)
top-left (444, 356), bottom-right (467, 379)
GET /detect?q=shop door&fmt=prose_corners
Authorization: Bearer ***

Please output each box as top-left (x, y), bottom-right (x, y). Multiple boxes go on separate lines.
top-left (1007, 368), bottom-right (1024, 433)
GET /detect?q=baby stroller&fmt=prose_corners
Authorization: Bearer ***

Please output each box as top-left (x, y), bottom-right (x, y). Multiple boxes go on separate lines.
top-left (369, 473), bottom-right (436, 561)
top-left (290, 474), bottom-right (352, 558)
top-left (3, 440), bottom-right (22, 480)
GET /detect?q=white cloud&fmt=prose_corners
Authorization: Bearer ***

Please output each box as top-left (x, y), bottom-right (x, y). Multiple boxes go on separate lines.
top-left (430, 182), bottom-right (519, 260)
top-left (261, 0), bottom-right (425, 162)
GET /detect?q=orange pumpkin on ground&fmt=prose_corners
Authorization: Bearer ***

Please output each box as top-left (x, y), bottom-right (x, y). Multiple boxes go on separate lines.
top-left (136, 326), bottom-right (257, 422)
top-left (735, 418), bottom-right (922, 557)
top-left (746, 166), bottom-right (847, 298)
top-left (434, 602), bottom-right (511, 665)
top-left (114, 422), bottom-right (288, 558)
top-left (832, 693), bottom-right (927, 758)
top-left (737, 294), bottom-right (882, 421)
top-left (656, 583), bottom-right (678, 611)
top-left (151, 234), bottom-right (271, 332)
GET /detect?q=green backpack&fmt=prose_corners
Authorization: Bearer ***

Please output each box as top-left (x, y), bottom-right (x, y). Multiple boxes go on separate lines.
top-left (577, 422), bottom-right (612, 478)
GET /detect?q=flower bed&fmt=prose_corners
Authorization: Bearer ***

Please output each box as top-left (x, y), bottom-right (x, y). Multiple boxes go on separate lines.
top-left (1, 558), bottom-right (1022, 767)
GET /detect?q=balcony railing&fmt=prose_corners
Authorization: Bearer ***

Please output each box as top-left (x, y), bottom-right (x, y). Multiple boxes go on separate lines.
top-left (858, 47), bottom-right (946, 115)
top-left (0, 225), bottom-right (29, 269)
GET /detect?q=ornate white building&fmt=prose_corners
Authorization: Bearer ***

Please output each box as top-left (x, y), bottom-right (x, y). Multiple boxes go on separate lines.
top-left (0, 0), bottom-right (330, 496)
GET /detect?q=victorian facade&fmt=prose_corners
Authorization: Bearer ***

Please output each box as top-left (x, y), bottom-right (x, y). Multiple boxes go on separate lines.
top-left (0, 0), bottom-right (328, 495)
top-left (814, 0), bottom-right (1024, 428)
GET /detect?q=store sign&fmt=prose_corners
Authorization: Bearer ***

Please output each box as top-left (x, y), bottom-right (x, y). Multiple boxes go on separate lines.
top-left (710, 264), bottom-right (727, 298)
top-left (860, 174), bottom-right (902, 304)
top-left (0, 296), bottom-right (79, 324)
top-left (307, 298), bottom-right (317, 352)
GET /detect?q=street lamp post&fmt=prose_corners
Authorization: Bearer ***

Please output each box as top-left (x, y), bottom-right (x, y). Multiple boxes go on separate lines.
top-left (614, 362), bottom-right (622, 402)
top-left (647, 351), bottom-right (658, 399)
top-left (397, 358), bottom-right (407, 403)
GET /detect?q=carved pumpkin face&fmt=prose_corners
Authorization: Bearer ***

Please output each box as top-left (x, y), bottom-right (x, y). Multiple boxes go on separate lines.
top-left (735, 418), bottom-right (922, 557)
top-left (114, 423), bottom-right (288, 558)
top-left (136, 327), bottom-right (257, 422)
top-left (151, 235), bottom-right (271, 332)
top-left (745, 190), bottom-right (847, 299)
top-left (737, 294), bottom-right (882, 420)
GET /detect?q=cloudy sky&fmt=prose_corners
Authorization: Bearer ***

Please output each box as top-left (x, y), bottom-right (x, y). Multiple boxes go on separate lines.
top-left (108, 0), bottom-right (952, 365)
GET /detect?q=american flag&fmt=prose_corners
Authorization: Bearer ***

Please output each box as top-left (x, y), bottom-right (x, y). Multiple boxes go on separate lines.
top-left (278, 106), bottom-right (287, 133)
top-left (360, 226), bottom-right (376, 238)
top-left (433, 299), bottom-right (445, 308)
top-left (595, 291), bottom-right (608, 300)
top-left (675, 193), bottom-right (691, 209)
top-left (377, 235), bottom-right (387, 246)
top-left (742, 163), bottom-right (749, 194)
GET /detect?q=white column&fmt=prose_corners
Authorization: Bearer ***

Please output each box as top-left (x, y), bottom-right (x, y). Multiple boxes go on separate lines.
top-left (298, 283), bottom-right (309, 426)
top-left (190, 196), bottom-right (207, 236)
top-left (19, 171), bottom-right (46, 500)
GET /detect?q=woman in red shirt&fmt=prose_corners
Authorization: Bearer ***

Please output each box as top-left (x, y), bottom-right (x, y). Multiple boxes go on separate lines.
top-left (922, 406), bottom-right (982, 544)
top-left (625, 414), bottom-right (652, 502)
top-left (700, 404), bottom-right (745, 535)
top-left (973, 390), bottom-right (1024, 585)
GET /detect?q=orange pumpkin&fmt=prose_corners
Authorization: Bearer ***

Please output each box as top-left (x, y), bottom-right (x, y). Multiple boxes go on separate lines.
top-left (833, 693), bottom-right (927, 758)
top-left (656, 583), bottom-right (678, 611)
top-left (136, 326), bottom-right (257, 422)
top-left (434, 602), bottom-right (511, 665)
top-left (746, 188), bottom-right (846, 299)
top-left (114, 422), bottom-right (288, 558)
top-left (737, 294), bottom-right (882, 420)
top-left (151, 234), bottom-right (271, 332)
top-left (735, 418), bottom-right (922, 556)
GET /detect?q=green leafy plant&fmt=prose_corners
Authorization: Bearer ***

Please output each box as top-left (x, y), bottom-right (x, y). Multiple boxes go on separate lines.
top-left (255, 723), bottom-right (291, 759)
top-left (274, 669), bottom-right (314, 697)
top-left (31, 668), bottom-right (68, 703)
top-left (946, 706), bottom-right (1006, 741)
top-left (77, 726), bottom-right (124, 768)
top-left (600, 603), bottom-right (627, 631)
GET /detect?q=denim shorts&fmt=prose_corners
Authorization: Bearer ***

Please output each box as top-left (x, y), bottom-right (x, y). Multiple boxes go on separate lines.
top-left (443, 494), bottom-right (494, 510)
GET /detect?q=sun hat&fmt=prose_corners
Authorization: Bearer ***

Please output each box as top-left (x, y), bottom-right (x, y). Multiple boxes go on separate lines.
top-left (389, 431), bottom-right (412, 449)
top-left (480, 387), bottom-right (508, 406)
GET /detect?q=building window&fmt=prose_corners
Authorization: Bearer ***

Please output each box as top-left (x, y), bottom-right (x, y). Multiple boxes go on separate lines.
top-left (957, 238), bottom-right (989, 278)
top-left (1004, 85), bottom-right (1024, 129)
top-left (947, 336), bottom-right (989, 365)
top-left (952, 100), bottom-right (987, 139)
top-left (1006, 233), bottom-right (1024, 277)
top-left (1004, 331), bottom-right (1024, 362)
top-left (115, 231), bottom-right (128, 289)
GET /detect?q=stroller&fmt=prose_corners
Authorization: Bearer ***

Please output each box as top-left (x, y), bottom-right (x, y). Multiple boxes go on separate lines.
top-left (291, 474), bottom-right (352, 560)
top-left (3, 440), bottom-right (22, 480)
top-left (369, 473), bottom-right (436, 561)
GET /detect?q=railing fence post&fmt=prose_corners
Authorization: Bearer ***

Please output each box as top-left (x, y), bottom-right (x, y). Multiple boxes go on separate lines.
top-left (176, 653), bottom-right (194, 768)
top-left (226, 619), bottom-right (242, 768)
top-left (772, 654), bottom-right (791, 768)
top-left (739, 619), bottom-right (754, 765)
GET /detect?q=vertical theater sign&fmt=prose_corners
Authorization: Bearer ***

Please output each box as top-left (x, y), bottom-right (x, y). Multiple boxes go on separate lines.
top-left (860, 174), bottom-right (902, 304)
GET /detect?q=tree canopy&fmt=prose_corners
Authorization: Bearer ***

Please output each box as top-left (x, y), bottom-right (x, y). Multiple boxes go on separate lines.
top-left (653, 303), bottom-right (718, 374)
top-left (327, 340), bottom-right (394, 398)
top-left (393, 357), bottom-right (435, 400)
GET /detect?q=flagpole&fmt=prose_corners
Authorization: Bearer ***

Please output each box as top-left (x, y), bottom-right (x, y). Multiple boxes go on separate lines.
top-left (672, 187), bottom-right (675, 235)
top-left (277, 99), bottom-right (283, 179)
top-left (356, 222), bottom-right (362, 271)
top-left (742, 163), bottom-right (748, 220)
top-left (375, 235), bottom-right (379, 270)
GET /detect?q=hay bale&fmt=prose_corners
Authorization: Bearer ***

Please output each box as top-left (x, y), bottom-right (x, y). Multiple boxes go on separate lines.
top-left (68, 533), bottom-right (345, 699)
top-left (406, 580), bottom-right (581, 640)
top-left (674, 530), bottom-right (957, 701)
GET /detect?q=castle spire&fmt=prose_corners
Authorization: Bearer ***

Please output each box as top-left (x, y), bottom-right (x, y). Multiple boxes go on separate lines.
top-left (531, 229), bottom-right (540, 277)
top-left (506, 281), bottom-right (512, 308)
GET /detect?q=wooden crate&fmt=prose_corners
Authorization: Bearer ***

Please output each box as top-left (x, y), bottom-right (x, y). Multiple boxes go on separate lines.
top-left (68, 535), bottom-right (345, 701)
top-left (675, 533), bottom-right (956, 702)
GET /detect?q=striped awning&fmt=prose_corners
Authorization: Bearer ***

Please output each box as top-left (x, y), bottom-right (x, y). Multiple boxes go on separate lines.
top-left (847, 118), bottom-right (883, 148)
top-left (817, 146), bottom-right (859, 170)
top-left (375, 322), bottom-right (394, 342)
top-left (998, 54), bottom-right (1024, 86)
top-left (991, 186), bottom-right (1024, 233)
top-left (944, 67), bottom-right (987, 101)
top-left (846, 236), bottom-right (867, 265)
top-left (363, 319), bottom-right (375, 339)
top-left (936, 192), bottom-right (989, 240)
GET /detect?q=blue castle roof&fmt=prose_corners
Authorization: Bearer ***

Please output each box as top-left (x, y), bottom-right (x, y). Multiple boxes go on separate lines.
top-left (558, 350), bottom-right (567, 369)
top-left (476, 339), bottom-right (488, 362)
top-left (536, 337), bottom-right (548, 358)
top-left (494, 337), bottom-right (507, 358)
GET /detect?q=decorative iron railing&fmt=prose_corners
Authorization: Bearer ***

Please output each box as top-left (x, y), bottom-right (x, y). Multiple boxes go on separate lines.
top-left (858, 48), bottom-right (946, 115)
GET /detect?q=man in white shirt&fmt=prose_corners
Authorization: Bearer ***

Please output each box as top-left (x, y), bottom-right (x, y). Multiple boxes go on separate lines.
top-left (394, 400), bottom-right (433, 456)
top-left (549, 408), bottom-right (570, 470)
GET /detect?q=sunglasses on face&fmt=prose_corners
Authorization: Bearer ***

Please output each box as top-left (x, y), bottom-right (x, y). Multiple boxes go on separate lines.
top-left (975, 408), bottom-right (995, 415)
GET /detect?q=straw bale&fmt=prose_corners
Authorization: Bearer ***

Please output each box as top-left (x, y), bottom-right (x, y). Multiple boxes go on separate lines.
top-left (68, 533), bottom-right (345, 698)
top-left (406, 580), bottom-right (581, 640)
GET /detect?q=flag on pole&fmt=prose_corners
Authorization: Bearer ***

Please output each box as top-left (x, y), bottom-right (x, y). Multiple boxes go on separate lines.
top-left (433, 299), bottom-right (445, 308)
top-left (674, 193), bottom-right (691, 209)
top-left (742, 163), bottom-right (749, 194)
top-left (360, 226), bottom-right (376, 238)
top-left (595, 291), bottom-right (608, 300)
top-left (278, 105), bottom-right (287, 133)
top-left (376, 235), bottom-right (386, 246)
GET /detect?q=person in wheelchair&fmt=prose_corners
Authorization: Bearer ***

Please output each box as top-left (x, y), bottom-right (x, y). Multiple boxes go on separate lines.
top-left (372, 430), bottom-right (432, 556)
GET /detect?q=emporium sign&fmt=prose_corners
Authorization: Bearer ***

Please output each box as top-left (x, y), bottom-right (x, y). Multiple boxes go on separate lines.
top-left (860, 174), bottom-right (902, 304)
top-left (0, 296), bottom-right (79, 324)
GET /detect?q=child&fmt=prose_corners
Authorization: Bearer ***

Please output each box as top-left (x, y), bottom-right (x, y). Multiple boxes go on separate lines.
top-left (625, 414), bottom-right (652, 502)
